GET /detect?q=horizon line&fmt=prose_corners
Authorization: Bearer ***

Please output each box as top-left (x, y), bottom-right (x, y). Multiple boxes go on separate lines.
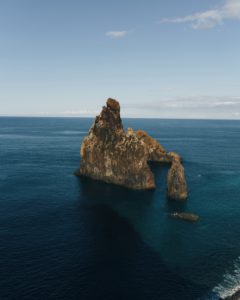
top-left (0, 114), bottom-right (240, 121)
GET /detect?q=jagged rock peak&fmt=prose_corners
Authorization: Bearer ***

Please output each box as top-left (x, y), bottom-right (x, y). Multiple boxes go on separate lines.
top-left (77, 98), bottom-right (188, 200)
top-left (91, 98), bottom-right (123, 137)
top-left (106, 98), bottom-right (120, 111)
top-left (78, 98), bottom-right (155, 189)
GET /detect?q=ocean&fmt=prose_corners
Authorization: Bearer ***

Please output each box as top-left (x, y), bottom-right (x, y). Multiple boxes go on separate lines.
top-left (0, 117), bottom-right (240, 300)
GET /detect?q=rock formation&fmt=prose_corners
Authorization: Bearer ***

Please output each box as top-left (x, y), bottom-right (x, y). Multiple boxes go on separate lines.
top-left (77, 98), bottom-right (155, 189)
top-left (167, 152), bottom-right (188, 200)
top-left (170, 212), bottom-right (199, 222)
top-left (76, 98), bottom-right (188, 200)
top-left (134, 130), bottom-right (173, 163)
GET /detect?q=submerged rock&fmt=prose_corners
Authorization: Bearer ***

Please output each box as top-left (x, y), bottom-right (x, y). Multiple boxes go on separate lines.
top-left (77, 98), bottom-right (188, 199)
top-left (170, 212), bottom-right (199, 222)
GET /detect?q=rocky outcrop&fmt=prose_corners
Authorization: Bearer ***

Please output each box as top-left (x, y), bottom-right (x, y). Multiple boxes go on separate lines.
top-left (167, 153), bottom-right (188, 200)
top-left (78, 98), bottom-right (155, 189)
top-left (76, 98), bottom-right (188, 199)
top-left (170, 212), bottom-right (199, 222)
top-left (134, 130), bottom-right (173, 163)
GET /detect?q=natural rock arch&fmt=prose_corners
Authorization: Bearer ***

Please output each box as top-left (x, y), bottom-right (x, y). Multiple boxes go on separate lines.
top-left (76, 98), bottom-right (188, 200)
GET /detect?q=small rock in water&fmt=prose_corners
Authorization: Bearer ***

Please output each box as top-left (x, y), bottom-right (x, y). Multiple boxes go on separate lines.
top-left (170, 212), bottom-right (199, 222)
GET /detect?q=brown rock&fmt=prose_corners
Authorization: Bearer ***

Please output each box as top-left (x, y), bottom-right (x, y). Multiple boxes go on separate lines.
top-left (135, 130), bottom-right (171, 163)
top-left (78, 98), bottom-right (155, 189)
top-left (77, 98), bottom-right (188, 198)
top-left (106, 98), bottom-right (120, 111)
top-left (167, 154), bottom-right (188, 200)
top-left (170, 212), bottom-right (199, 222)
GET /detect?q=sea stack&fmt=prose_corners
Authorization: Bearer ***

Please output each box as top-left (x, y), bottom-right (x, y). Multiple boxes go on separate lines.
top-left (77, 98), bottom-right (155, 189)
top-left (76, 98), bottom-right (188, 199)
top-left (167, 152), bottom-right (188, 200)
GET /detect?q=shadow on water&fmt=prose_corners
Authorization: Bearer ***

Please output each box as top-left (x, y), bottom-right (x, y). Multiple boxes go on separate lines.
top-left (71, 177), bottom-right (220, 300)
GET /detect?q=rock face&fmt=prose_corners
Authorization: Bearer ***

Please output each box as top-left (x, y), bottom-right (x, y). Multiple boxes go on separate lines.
top-left (167, 153), bottom-right (188, 200)
top-left (77, 98), bottom-right (188, 199)
top-left (134, 130), bottom-right (173, 163)
top-left (78, 98), bottom-right (155, 189)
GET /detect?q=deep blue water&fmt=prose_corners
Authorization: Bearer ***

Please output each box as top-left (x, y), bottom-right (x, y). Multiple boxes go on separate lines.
top-left (0, 117), bottom-right (240, 300)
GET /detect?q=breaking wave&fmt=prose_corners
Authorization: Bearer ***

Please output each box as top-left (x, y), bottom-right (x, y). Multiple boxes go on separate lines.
top-left (213, 256), bottom-right (240, 299)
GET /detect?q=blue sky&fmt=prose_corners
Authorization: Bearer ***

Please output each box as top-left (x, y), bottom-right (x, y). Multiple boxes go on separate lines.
top-left (1, 0), bottom-right (240, 119)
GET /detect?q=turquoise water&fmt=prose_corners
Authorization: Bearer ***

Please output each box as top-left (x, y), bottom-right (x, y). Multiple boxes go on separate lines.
top-left (0, 117), bottom-right (240, 300)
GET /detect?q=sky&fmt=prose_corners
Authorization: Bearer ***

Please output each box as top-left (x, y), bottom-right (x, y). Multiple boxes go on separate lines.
top-left (0, 0), bottom-right (240, 119)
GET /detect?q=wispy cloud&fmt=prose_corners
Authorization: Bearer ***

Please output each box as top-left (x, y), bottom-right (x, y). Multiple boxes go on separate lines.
top-left (160, 0), bottom-right (240, 29)
top-left (105, 31), bottom-right (128, 38)
top-left (233, 111), bottom-right (240, 117)
top-left (123, 96), bottom-right (240, 119)
top-left (129, 96), bottom-right (240, 109)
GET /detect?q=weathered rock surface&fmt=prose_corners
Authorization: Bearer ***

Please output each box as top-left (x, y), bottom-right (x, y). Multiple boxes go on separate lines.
top-left (77, 98), bottom-right (188, 199)
top-left (170, 212), bottom-right (199, 222)
top-left (134, 129), bottom-right (173, 163)
top-left (78, 98), bottom-right (155, 189)
top-left (167, 153), bottom-right (188, 200)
